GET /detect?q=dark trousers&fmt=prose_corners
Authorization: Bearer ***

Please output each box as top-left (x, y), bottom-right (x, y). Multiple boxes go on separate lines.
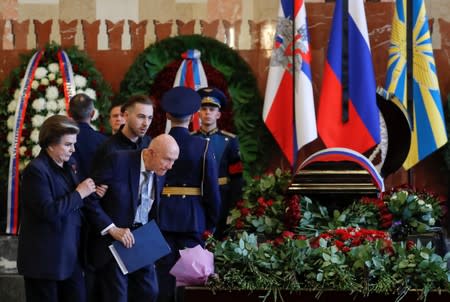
top-left (85, 266), bottom-right (99, 302)
top-left (24, 262), bottom-right (86, 302)
top-left (97, 259), bottom-right (158, 302)
top-left (156, 231), bottom-right (202, 302)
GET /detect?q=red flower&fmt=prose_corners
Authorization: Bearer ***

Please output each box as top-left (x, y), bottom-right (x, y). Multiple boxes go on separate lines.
top-left (273, 237), bottom-right (284, 246)
top-left (240, 207), bottom-right (250, 216)
top-left (334, 240), bottom-right (345, 249)
top-left (254, 206), bottom-right (266, 217)
top-left (202, 230), bottom-right (213, 240)
top-left (257, 197), bottom-right (266, 206)
top-left (406, 240), bottom-right (415, 250)
top-left (235, 219), bottom-right (244, 229)
top-left (281, 231), bottom-right (294, 239)
top-left (341, 246), bottom-right (351, 253)
top-left (236, 200), bottom-right (244, 208)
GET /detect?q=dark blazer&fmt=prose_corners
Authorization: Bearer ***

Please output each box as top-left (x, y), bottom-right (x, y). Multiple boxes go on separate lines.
top-left (85, 149), bottom-right (162, 269)
top-left (72, 122), bottom-right (106, 181)
top-left (90, 128), bottom-right (151, 174)
top-left (17, 151), bottom-right (84, 280)
top-left (158, 127), bottom-right (221, 234)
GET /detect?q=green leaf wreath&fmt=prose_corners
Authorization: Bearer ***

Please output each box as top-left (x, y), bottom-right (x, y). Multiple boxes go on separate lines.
top-left (117, 35), bottom-right (278, 178)
top-left (0, 42), bottom-right (113, 209)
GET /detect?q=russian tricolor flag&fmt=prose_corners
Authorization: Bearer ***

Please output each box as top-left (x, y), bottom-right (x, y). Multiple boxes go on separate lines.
top-left (317, 0), bottom-right (380, 153)
top-left (263, 0), bottom-right (317, 168)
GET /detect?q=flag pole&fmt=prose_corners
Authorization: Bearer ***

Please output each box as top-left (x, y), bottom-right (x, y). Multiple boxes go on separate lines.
top-left (341, 0), bottom-right (349, 123)
top-left (406, 0), bottom-right (415, 187)
top-left (292, 0), bottom-right (296, 172)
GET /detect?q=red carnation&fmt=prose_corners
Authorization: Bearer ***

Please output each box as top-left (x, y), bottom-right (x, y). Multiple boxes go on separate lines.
top-left (281, 231), bottom-right (294, 239)
top-left (406, 240), bottom-right (415, 250)
top-left (236, 200), bottom-right (244, 208)
top-left (240, 207), bottom-right (250, 216)
top-left (235, 219), bottom-right (244, 229)
top-left (202, 230), bottom-right (213, 240)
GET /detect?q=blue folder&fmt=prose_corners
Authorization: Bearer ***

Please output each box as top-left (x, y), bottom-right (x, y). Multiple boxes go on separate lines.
top-left (108, 220), bottom-right (171, 275)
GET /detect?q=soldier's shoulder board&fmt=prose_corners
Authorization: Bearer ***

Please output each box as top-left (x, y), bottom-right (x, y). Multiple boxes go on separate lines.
top-left (219, 130), bottom-right (236, 138)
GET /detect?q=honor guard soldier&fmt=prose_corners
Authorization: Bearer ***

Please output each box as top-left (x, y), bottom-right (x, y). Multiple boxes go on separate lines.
top-left (156, 86), bottom-right (221, 302)
top-left (193, 87), bottom-right (243, 239)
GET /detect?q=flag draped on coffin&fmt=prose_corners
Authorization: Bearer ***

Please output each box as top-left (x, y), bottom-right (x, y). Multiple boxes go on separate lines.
top-left (263, 0), bottom-right (317, 167)
top-left (317, 0), bottom-right (380, 154)
top-left (385, 0), bottom-right (447, 170)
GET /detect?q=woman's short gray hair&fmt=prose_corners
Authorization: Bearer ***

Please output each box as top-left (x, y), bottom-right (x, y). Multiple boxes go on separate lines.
top-left (38, 115), bottom-right (79, 149)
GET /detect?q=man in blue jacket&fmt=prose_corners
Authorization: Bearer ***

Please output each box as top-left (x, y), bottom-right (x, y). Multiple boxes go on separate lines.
top-left (156, 86), bottom-right (221, 302)
top-left (91, 95), bottom-right (153, 173)
top-left (85, 134), bottom-right (179, 302)
top-left (69, 93), bottom-right (107, 181)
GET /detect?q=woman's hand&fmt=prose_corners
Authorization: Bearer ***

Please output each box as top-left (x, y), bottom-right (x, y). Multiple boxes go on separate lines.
top-left (76, 178), bottom-right (97, 199)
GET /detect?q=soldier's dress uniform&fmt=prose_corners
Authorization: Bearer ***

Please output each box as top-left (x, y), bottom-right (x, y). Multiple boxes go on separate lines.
top-left (156, 86), bottom-right (221, 302)
top-left (192, 87), bottom-right (243, 238)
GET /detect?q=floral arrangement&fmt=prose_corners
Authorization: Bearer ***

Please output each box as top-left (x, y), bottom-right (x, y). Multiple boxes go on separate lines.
top-left (385, 187), bottom-right (446, 236)
top-left (297, 189), bottom-right (444, 238)
top-left (227, 168), bottom-right (301, 236)
top-left (0, 43), bottom-right (112, 198)
top-left (207, 229), bottom-right (450, 301)
top-left (206, 168), bottom-right (449, 301)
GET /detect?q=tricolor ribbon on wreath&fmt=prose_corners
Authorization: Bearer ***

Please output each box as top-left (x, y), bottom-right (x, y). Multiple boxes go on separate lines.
top-left (165, 49), bottom-right (208, 132)
top-left (6, 49), bottom-right (76, 234)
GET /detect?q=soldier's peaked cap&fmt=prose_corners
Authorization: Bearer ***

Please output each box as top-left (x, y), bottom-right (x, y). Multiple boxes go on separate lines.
top-left (197, 87), bottom-right (227, 109)
top-left (160, 86), bottom-right (201, 118)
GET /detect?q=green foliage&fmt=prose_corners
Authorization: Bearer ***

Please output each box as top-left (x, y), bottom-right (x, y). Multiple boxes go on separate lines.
top-left (298, 197), bottom-right (387, 237)
top-left (206, 230), bottom-right (450, 301)
top-left (118, 35), bottom-right (276, 177)
top-left (297, 189), bottom-right (444, 238)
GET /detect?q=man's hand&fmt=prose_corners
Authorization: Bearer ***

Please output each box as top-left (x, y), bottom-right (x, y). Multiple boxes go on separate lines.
top-left (95, 184), bottom-right (108, 198)
top-left (108, 226), bottom-right (135, 248)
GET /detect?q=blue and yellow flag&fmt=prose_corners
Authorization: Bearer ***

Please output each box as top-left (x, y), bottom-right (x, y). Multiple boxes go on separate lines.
top-left (385, 0), bottom-right (447, 170)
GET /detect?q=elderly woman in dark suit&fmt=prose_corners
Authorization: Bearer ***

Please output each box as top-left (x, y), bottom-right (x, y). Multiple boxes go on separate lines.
top-left (17, 115), bottom-right (106, 302)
